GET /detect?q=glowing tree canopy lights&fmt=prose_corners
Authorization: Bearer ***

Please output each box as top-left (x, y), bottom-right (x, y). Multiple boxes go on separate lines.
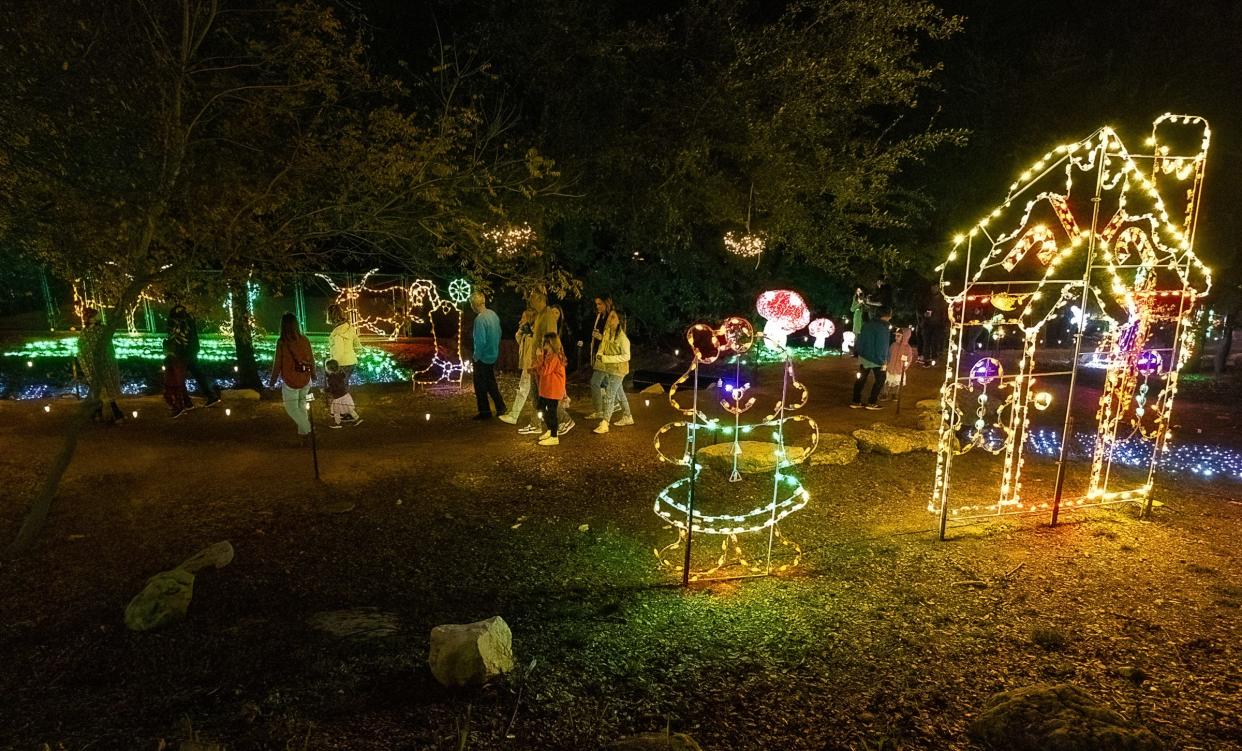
top-left (652, 314), bottom-right (819, 584)
top-left (929, 114), bottom-right (1211, 538)
top-left (755, 290), bottom-right (810, 350)
top-left (484, 223), bottom-right (537, 256)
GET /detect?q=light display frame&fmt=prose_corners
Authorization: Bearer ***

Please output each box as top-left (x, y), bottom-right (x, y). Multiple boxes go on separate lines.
top-left (317, 270), bottom-right (470, 385)
top-left (652, 315), bottom-right (819, 584)
top-left (929, 114), bottom-right (1211, 538)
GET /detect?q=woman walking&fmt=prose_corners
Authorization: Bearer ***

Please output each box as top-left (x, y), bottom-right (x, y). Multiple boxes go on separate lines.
top-left (77, 308), bottom-right (125, 424)
top-left (586, 296), bottom-right (613, 419)
top-left (268, 313), bottom-right (316, 437)
top-left (592, 310), bottom-right (634, 434)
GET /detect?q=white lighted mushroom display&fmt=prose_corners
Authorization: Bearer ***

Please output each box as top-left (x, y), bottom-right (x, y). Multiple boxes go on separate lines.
top-left (808, 318), bottom-right (835, 349)
top-left (755, 290), bottom-right (810, 349)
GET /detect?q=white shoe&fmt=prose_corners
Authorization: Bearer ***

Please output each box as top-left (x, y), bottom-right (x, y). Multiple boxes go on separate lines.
top-left (498, 413), bottom-right (518, 425)
top-left (538, 436), bottom-right (559, 446)
top-left (593, 421), bottom-right (610, 434)
top-left (559, 420), bottom-right (575, 436)
top-left (518, 424), bottom-right (541, 435)
top-left (614, 415), bottom-right (634, 427)
top-left (539, 430), bottom-right (551, 441)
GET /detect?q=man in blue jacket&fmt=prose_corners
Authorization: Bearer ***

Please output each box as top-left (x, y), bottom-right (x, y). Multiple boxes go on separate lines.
top-left (851, 308), bottom-right (892, 410)
top-left (470, 291), bottom-right (507, 419)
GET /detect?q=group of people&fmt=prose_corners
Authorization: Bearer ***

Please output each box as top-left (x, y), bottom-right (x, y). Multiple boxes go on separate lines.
top-left (265, 307), bottom-right (365, 439)
top-left (847, 276), bottom-right (949, 410)
top-left (469, 291), bottom-right (633, 447)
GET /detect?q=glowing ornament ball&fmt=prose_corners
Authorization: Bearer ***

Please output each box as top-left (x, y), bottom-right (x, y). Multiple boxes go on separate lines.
top-left (755, 290), bottom-right (810, 349)
top-left (808, 318), bottom-right (835, 349)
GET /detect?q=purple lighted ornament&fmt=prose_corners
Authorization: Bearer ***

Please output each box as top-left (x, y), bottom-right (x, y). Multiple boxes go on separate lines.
top-left (1136, 350), bottom-right (1163, 376)
top-left (970, 357), bottom-right (1003, 386)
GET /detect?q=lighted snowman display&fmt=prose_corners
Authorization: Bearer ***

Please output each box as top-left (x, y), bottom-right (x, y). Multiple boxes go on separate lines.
top-left (652, 313), bottom-right (820, 583)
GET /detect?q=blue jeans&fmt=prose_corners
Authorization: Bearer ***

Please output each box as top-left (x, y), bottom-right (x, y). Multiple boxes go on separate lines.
top-left (601, 372), bottom-right (631, 420)
top-left (590, 369), bottom-right (609, 414)
top-left (282, 384), bottom-right (312, 435)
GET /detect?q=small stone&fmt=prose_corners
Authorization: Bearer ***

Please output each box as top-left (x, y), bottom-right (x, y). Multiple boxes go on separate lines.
top-left (810, 433), bottom-right (859, 466)
top-left (125, 568), bottom-right (195, 631)
top-left (428, 616), bottom-right (515, 688)
top-left (969, 683), bottom-right (1163, 751)
top-left (607, 732), bottom-right (702, 751)
top-left (178, 541), bottom-right (234, 574)
top-left (1115, 666), bottom-right (1148, 685)
top-left (640, 383), bottom-right (666, 395)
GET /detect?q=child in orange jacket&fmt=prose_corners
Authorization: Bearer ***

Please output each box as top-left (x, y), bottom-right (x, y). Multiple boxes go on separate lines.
top-left (533, 332), bottom-right (567, 446)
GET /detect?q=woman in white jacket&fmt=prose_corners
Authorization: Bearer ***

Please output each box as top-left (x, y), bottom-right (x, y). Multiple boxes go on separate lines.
top-left (592, 310), bottom-right (635, 434)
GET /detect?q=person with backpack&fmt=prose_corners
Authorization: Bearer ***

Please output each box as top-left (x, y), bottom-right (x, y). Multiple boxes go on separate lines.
top-left (168, 304), bottom-right (220, 410)
top-left (851, 308), bottom-right (892, 410)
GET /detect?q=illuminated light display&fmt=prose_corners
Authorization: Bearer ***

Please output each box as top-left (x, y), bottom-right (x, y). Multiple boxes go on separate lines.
top-left (72, 279), bottom-right (162, 335)
top-left (483, 223), bottom-right (537, 256)
top-left (755, 290), bottom-right (810, 350)
top-left (929, 115), bottom-right (1211, 537)
top-left (808, 318), bottom-right (835, 349)
top-left (219, 281), bottom-right (263, 338)
top-left (317, 271), bottom-right (469, 385)
top-left (2, 333), bottom-right (409, 398)
top-left (652, 313), bottom-right (819, 583)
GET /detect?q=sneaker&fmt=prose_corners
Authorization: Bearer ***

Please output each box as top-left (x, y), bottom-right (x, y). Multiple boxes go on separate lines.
top-left (538, 436), bottom-right (560, 446)
top-left (498, 413), bottom-right (518, 425)
top-left (350, 417), bottom-right (363, 426)
top-left (330, 423), bottom-right (344, 430)
top-left (614, 415), bottom-right (634, 427)
top-left (519, 425), bottom-right (542, 435)
top-left (204, 397), bottom-right (221, 408)
top-left (559, 420), bottom-right (575, 436)
top-left (539, 430), bottom-right (552, 441)
top-left (172, 407), bottom-right (188, 419)
top-left (849, 403), bottom-right (863, 410)
top-left (593, 421), bottom-right (610, 434)
top-left (585, 412), bottom-right (603, 420)
top-left (865, 404), bottom-right (883, 411)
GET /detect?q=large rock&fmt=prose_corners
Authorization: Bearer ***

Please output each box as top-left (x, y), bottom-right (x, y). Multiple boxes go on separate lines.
top-left (915, 399), bottom-right (943, 431)
top-left (915, 398), bottom-right (941, 413)
top-left (178, 541), bottom-right (234, 574)
top-left (429, 616), bottom-right (515, 688)
top-left (852, 423), bottom-right (939, 455)
top-left (125, 568), bottom-right (195, 631)
top-left (969, 684), bottom-right (1164, 751)
top-left (810, 433), bottom-right (859, 466)
top-left (695, 440), bottom-right (809, 475)
top-left (608, 733), bottom-right (703, 751)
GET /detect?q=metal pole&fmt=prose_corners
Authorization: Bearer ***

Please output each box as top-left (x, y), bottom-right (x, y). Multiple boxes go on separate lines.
top-left (1051, 137), bottom-right (1108, 526)
top-left (307, 392), bottom-right (320, 481)
top-left (939, 238), bottom-right (973, 541)
top-left (682, 363), bottom-right (700, 587)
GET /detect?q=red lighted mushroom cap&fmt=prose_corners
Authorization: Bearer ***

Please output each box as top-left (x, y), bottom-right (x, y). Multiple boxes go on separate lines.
top-left (756, 290), bottom-right (810, 334)
top-left (808, 318), bottom-right (835, 338)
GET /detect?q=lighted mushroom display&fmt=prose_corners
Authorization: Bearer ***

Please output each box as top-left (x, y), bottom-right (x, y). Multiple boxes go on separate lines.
top-left (755, 290), bottom-right (810, 349)
top-left (808, 318), bottom-right (835, 349)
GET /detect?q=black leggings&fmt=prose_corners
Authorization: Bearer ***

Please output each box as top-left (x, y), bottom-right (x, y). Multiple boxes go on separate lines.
top-left (538, 396), bottom-right (559, 436)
